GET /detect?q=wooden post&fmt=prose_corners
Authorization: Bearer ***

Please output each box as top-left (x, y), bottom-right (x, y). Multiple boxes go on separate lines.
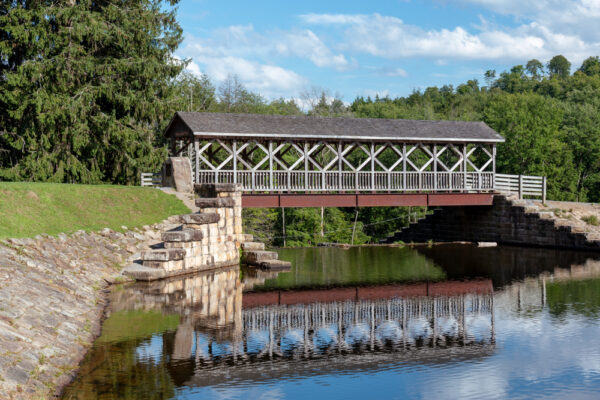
top-left (542, 176), bottom-right (547, 204)
top-left (304, 142), bottom-right (309, 192)
top-left (268, 141), bottom-right (273, 191)
top-left (518, 174), bottom-right (523, 199)
top-left (433, 144), bottom-right (437, 191)
top-left (463, 144), bottom-right (467, 192)
top-left (370, 142), bottom-right (375, 191)
top-left (338, 142), bottom-right (342, 192)
top-left (194, 138), bottom-right (199, 184)
top-left (232, 140), bottom-right (237, 185)
top-left (402, 143), bottom-right (407, 190)
top-left (492, 144), bottom-right (496, 191)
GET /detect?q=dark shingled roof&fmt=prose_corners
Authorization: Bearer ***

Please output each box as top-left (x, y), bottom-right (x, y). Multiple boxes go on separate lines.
top-left (167, 112), bottom-right (505, 143)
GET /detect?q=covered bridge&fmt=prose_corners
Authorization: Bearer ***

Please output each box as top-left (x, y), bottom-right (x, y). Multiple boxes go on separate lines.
top-left (164, 112), bottom-right (506, 207)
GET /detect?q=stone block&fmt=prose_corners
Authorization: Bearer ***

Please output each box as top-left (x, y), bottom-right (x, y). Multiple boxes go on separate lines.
top-left (243, 250), bottom-right (278, 264)
top-left (165, 241), bottom-right (200, 249)
top-left (141, 249), bottom-right (185, 261)
top-left (242, 242), bottom-right (265, 251)
top-left (162, 229), bottom-right (203, 242)
top-left (194, 183), bottom-right (241, 197)
top-left (258, 259), bottom-right (292, 271)
top-left (162, 157), bottom-right (193, 193)
top-left (181, 213), bottom-right (220, 225)
top-left (195, 197), bottom-right (235, 208)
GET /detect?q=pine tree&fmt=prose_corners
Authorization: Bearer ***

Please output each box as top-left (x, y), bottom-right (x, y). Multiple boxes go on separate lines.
top-left (0, 0), bottom-right (184, 183)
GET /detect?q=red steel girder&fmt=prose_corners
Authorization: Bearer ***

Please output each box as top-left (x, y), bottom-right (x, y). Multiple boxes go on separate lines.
top-left (242, 193), bottom-right (495, 208)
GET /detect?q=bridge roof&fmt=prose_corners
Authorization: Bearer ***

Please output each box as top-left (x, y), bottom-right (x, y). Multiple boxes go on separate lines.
top-left (166, 112), bottom-right (505, 143)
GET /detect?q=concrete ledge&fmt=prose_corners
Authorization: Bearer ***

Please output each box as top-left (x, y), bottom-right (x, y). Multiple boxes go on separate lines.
top-left (195, 197), bottom-right (235, 208)
top-left (180, 213), bottom-right (220, 225)
top-left (140, 249), bottom-right (185, 261)
top-left (162, 229), bottom-right (203, 242)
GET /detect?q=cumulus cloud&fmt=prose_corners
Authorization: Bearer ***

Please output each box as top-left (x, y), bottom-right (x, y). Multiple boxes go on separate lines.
top-left (179, 24), bottom-right (352, 97)
top-left (276, 30), bottom-right (351, 70)
top-left (300, 9), bottom-right (600, 65)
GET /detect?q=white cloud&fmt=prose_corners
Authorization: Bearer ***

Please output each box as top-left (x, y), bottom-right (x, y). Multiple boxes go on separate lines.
top-left (178, 24), bottom-right (352, 97)
top-left (300, 10), bottom-right (600, 66)
top-left (277, 30), bottom-right (351, 70)
top-left (198, 55), bottom-right (307, 96)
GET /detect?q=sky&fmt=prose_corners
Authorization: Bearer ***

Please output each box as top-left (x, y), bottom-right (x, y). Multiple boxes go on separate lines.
top-left (175, 0), bottom-right (600, 102)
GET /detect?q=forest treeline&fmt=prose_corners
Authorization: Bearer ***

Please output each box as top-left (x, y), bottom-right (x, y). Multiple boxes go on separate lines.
top-left (1, 2), bottom-right (599, 245)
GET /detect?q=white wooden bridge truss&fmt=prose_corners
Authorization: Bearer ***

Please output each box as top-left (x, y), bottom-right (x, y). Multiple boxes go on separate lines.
top-left (173, 139), bottom-right (497, 193)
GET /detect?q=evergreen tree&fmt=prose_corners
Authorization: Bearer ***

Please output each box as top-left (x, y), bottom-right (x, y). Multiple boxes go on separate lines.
top-left (0, 0), bottom-right (184, 183)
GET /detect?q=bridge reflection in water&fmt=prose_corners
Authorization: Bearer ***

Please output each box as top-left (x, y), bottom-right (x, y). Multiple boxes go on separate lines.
top-left (62, 246), bottom-right (600, 399)
top-left (107, 266), bottom-right (495, 389)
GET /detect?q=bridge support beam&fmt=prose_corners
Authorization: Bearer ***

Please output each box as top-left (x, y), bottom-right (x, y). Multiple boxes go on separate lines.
top-left (241, 193), bottom-right (494, 208)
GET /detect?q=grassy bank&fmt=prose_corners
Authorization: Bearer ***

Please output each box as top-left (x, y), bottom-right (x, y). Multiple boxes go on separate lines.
top-left (0, 182), bottom-right (190, 239)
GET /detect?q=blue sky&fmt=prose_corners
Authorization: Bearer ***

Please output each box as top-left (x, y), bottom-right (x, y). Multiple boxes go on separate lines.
top-left (175, 0), bottom-right (600, 102)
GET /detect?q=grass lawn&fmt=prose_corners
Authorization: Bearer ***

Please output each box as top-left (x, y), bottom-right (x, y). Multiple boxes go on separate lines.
top-left (0, 182), bottom-right (190, 239)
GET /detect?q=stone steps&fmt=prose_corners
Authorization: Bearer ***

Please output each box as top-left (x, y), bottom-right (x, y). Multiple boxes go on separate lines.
top-left (241, 241), bottom-right (265, 251)
top-left (125, 184), bottom-right (244, 281)
top-left (256, 259), bottom-right (292, 271)
top-left (242, 250), bottom-right (278, 264)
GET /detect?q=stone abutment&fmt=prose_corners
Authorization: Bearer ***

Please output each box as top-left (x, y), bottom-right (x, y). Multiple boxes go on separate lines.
top-left (384, 195), bottom-right (600, 250)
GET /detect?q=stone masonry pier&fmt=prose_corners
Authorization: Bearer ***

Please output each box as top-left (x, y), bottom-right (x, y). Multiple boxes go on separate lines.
top-left (125, 184), bottom-right (245, 281)
top-left (383, 195), bottom-right (600, 250)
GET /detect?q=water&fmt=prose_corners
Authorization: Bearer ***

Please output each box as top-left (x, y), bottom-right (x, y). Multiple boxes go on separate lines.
top-left (63, 245), bottom-right (600, 399)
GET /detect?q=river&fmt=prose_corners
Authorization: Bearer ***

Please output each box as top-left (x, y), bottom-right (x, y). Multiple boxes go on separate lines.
top-left (62, 245), bottom-right (600, 399)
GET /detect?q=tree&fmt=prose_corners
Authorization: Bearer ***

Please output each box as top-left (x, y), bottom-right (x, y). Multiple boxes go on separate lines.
top-left (216, 74), bottom-right (268, 114)
top-left (579, 56), bottom-right (600, 76)
top-left (0, 0), bottom-right (184, 184)
top-left (484, 92), bottom-right (577, 200)
top-left (484, 70), bottom-right (496, 87)
top-left (526, 59), bottom-right (544, 79)
top-left (547, 55), bottom-right (571, 78)
top-left (300, 87), bottom-right (350, 117)
top-left (173, 72), bottom-right (216, 112)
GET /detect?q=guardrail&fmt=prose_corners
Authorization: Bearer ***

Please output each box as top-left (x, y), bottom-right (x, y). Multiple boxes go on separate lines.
top-left (197, 170), bottom-right (495, 192)
top-left (140, 172), bottom-right (161, 187)
top-left (495, 173), bottom-right (546, 202)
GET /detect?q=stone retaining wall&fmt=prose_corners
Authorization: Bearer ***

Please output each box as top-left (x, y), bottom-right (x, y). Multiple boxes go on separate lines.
top-left (0, 219), bottom-right (179, 399)
top-left (384, 195), bottom-right (600, 250)
top-left (125, 184), bottom-right (245, 281)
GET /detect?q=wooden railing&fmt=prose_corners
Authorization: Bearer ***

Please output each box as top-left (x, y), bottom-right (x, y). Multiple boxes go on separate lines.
top-left (196, 170), bottom-right (495, 192)
top-left (495, 173), bottom-right (546, 201)
top-left (141, 170), bottom-right (546, 200)
top-left (140, 172), bottom-right (162, 187)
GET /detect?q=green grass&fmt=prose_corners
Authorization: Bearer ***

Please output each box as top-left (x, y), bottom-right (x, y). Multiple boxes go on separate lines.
top-left (582, 215), bottom-right (599, 226)
top-left (0, 182), bottom-right (190, 239)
